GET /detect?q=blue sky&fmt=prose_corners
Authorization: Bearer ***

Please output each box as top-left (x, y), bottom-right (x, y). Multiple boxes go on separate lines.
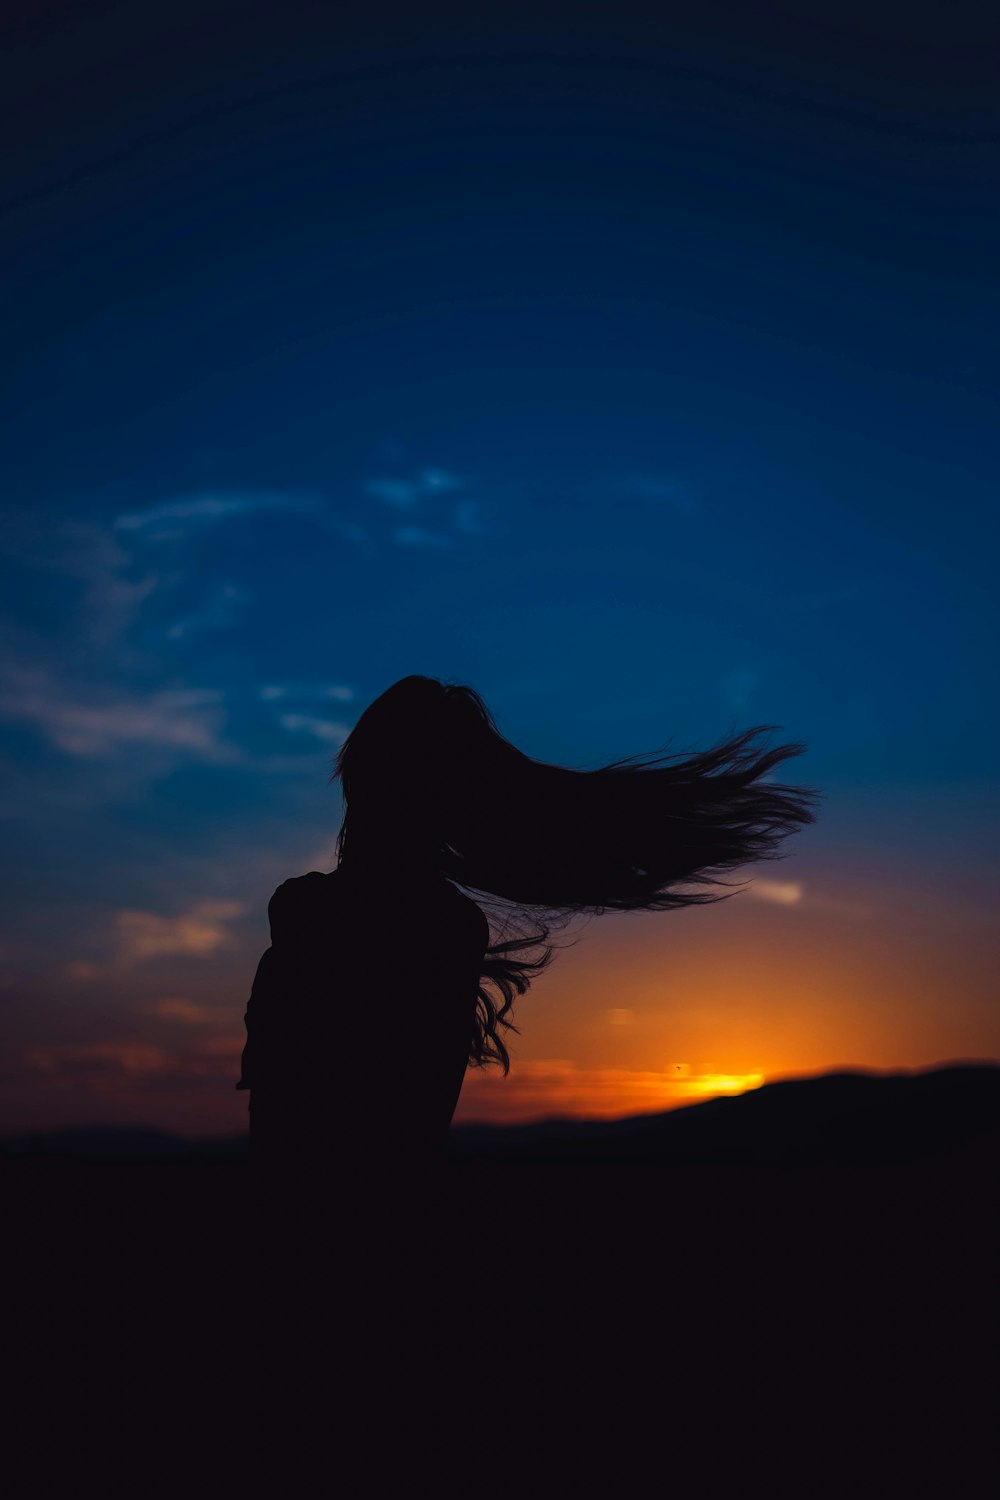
top-left (2, 2), bottom-right (998, 1133)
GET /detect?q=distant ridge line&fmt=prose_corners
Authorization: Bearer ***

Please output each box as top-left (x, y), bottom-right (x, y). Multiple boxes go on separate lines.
top-left (2, 1062), bottom-right (998, 1167)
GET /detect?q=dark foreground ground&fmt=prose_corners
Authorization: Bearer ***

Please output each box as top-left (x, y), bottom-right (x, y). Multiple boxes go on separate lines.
top-left (6, 1066), bottom-right (998, 1478)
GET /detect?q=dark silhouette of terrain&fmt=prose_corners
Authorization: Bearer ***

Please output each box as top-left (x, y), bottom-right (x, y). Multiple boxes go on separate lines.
top-left (449, 1061), bottom-right (1000, 1166)
top-left (7, 1061), bottom-right (996, 1455)
top-left (5, 1061), bottom-right (998, 1169)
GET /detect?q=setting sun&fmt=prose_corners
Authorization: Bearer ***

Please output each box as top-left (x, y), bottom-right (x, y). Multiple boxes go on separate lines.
top-left (683, 1072), bottom-right (765, 1098)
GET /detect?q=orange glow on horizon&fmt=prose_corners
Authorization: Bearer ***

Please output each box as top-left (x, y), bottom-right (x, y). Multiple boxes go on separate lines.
top-left (7, 862), bottom-right (995, 1140)
top-left (686, 1071), bottom-right (765, 1098)
top-left (454, 1062), bottom-right (770, 1126)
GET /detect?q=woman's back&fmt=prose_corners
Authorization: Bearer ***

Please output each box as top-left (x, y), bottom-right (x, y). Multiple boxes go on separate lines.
top-left (241, 867), bottom-right (491, 1178)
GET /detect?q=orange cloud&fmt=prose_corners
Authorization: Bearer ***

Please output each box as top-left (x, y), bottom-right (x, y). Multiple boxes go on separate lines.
top-left (146, 998), bottom-right (214, 1024)
top-left (744, 877), bottom-right (804, 906)
top-left (27, 1042), bottom-right (171, 1079)
top-left (24, 1034), bottom-right (244, 1091)
top-left (113, 899), bottom-right (245, 964)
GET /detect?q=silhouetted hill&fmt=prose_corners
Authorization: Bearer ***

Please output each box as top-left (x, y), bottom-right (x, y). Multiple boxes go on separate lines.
top-left (0, 1126), bottom-right (247, 1165)
top-left (448, 1063), bottom-right (1000, 1165)
top-left (6, 1062), bottom-right (996, 1441)
top-left (3, 1062), bottom-right (998, 1168)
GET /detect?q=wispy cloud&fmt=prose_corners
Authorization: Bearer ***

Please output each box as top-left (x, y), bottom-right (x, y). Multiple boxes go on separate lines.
top-left (259, 682), bottom-right (355, 703)
top-left (452, 498), bottom-right (501, 536)
top-left (0, 513), bottom-right (160, 649)
top-left (63, 901), bottom-right (249, 980)
top-left (146, 998), bottom-right (215, 1025)
top-left (24, 1035), bottom-right (243, 1086)
top-left (278, 713), bottom-right (352, 746)
top-left (64, 960), bottom-right (105, 982)
top-left (364, 479), bottom-right (420, 508)
top-left (418, 468), bottom-right (464, 494)
top-left (26, 1042), bottom-right (173, 1078)
top-left (0, 665), bottom-right (239, 761)
top-left (1, 491), bottom-right (381, 668)
top-left (165, 583), bottom-right (251, 640)
top-left (365, 469), bottom-right (465, 509)
top-left (113, 899), bottom-right (246, 965)
top-left (738, 877), bottom-right (872, 919)
top-left (114, 490), bottom-right (323, 539)
top-left (743, 878), bottom-right (805, 906)
top-left (363, 465), bottom-right (500, 549)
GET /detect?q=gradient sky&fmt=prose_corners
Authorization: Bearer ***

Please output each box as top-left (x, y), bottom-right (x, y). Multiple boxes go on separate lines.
top-left (2, 2), bottom-right (998, 1137)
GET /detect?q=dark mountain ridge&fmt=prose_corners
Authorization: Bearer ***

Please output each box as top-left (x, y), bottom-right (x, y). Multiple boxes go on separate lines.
top-left (3, 1061), bottom-right (998, 1169)
top-left (449, 1061), bottom-right (1000, 1166)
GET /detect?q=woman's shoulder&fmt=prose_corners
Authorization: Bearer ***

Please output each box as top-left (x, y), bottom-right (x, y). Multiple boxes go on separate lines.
top-left (273, 871), bottom-right (326, 892)
top-left (266, 871), bottom-right (329, 931)
top-left (268, 869), bottom-right (324, 900)
top-left (267, 869), bottom-right (489, 947)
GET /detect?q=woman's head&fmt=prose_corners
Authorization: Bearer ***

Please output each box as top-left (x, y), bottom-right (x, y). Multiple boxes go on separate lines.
top-left (331, 675), bottom-right (460, 867)
top-left (333, 675), bottom-right (445, 794)
top-left (329, 675), bottom-right (516, 864)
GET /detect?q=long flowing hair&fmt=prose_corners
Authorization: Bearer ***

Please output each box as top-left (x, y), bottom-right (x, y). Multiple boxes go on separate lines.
top-left (329, 675), bottom-right (821, 1074)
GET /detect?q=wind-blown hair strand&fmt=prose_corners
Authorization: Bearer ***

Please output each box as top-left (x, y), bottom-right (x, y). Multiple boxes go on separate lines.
top-left (330, 676), bottom-right (821, 1074)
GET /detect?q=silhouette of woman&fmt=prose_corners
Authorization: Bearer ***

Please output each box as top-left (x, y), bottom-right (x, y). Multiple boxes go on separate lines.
top-left (237, 675), bottom-right (820, 1188)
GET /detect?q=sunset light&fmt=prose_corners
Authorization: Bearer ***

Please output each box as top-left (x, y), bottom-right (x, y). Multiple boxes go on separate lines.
top-left (2, 8), bottom-right (998, 1149)
top-left (684, 1072), bottom-right (765, 1099)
